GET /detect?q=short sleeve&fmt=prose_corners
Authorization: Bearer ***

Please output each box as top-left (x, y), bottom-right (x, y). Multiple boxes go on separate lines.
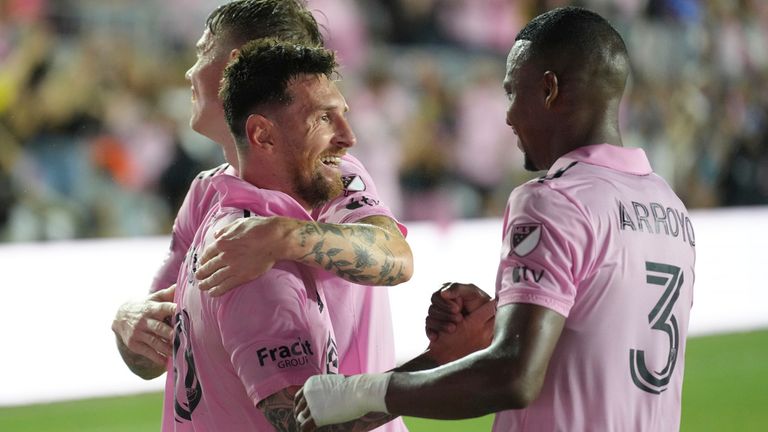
top-left (151, 165), bottom-right (229, 293)
top-left (312, 154), bottom-right (407, 236)
top-left (496, 183), bottom-right (595, 317)
top-left (150, 177), bottom-right (204, 293)
top-left (216, 266), bottom-right (322, 404)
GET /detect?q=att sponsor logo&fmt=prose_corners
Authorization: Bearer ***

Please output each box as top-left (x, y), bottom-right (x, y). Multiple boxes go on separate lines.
top-left (257, 337), bottom-right (314, 369)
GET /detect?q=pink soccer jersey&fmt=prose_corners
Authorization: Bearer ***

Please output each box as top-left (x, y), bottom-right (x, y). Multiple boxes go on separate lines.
top-left (150, 163), bottom-right (233, 293)
top-left (154, 155), bottom-right (408, 431)
top-left (312, 154), bottom-right (406, 373)
top-left (312, 154), bottom-right (408, 432)
top-left (494, 144), bottom-right (695, 431)
top-left (162, 174), bottom-right (339, 431)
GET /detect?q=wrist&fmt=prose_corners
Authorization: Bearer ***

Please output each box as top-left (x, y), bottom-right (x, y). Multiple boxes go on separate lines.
top-left (270, 216), bottom-right (301, 261)
top-left (424, 343), bottom-right (458, 366)
top-left (304, 372), bottom-right (392, 426)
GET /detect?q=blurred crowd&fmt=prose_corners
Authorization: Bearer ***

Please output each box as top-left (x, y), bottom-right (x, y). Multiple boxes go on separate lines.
top-left (1, 0), bottom-right (767, 242)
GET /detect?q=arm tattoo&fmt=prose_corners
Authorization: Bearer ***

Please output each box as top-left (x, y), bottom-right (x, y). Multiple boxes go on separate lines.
top-left (258, 388), bottom-right (300, 432)
top-left (295, 216), bottom-right (407, 285)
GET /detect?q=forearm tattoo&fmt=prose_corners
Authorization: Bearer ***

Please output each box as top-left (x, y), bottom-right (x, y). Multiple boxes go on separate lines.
top-left (259, 388), bottom-right (300, 432)
top-left (296, 217), bottom-right (407, 285)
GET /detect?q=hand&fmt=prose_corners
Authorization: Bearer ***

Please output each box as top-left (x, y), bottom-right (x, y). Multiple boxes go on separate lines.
top-left (294, 387), bottom-right (319, 432)
top-left (427, 299), bottom-right (496, 364)
top-left (425, 282), bottom-right (493, 342)
top-left (195, 216), bottom-right (287, 296)
top-left (112, 285), bottom-right (176, 365)
top-left (294, 373), bottom-right (390, 430)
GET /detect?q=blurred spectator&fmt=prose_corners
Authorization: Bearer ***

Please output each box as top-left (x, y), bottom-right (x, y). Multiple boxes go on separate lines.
top-left (1, 0), bottom-right (766, 243)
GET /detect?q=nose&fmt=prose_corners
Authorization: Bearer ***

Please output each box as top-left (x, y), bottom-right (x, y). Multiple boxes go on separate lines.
top-left (333, 117), bottom-right (356, 149)
top-left (185, 65), bottom-right (193, 82)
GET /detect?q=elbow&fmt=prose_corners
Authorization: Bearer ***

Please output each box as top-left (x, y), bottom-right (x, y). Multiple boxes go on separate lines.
top-left (382, 242), bottom-right (413, 286)
top-left (498, 372), bottom-right (545, 409)
top-left (502, 380), bottom-right (541, 409)
top-left (472, 354), bottom-right (544, 413)
top-left (487, 359), bottom-right (545, 410)
top-left (398, 248), bottom-right (414, 284)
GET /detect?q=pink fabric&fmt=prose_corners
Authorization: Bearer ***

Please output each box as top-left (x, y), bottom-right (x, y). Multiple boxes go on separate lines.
top-left (162, 175), bottom-right (338, 431)
top-left (494, 144), bottom-right (695, 431)
top-left (312, 153), bottom-right (408, 432)
top-left (151, 163), bottom-right (233, 293)
top-left (155, 156), bottom-right (408, 431)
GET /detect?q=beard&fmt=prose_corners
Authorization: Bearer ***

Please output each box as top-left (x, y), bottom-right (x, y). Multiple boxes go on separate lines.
top-left (293, 164), bottom-right (344, 209)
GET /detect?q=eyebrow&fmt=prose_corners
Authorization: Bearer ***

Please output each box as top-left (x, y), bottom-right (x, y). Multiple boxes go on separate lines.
top-left (316, 102), bottom-right (349, 113)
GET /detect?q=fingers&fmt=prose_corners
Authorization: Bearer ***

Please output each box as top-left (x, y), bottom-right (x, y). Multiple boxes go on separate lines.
top-left (425, 315), bottom-right (457, 337)
top-left (155, 301), bottom-right (177, 318)
top-left (152, 284), bottom-right (176, 302)
top-left (431, 287), bottom-right (461, 314)
top-left (145, 332), bottom-right (173, 359)
top-left (212, 217), bottom-right (244, 239)
top-left (196, 245), bottom-right (223, 279)
top-left (197, 264), bottom-right (229, 290)
top-left (441, 283), bottom-right (492, 314)
top-left (207, 275), bottom-right (240, 297)
top-left (294, 389), bottom-right (315, 431)
top-left (465, 300), bottom-right (496, 326)
top-left (130, 339), bottom-right (168, 366)
top-left (147, 315), bottom-right (174, 343)
top-left (425, 284), bottom-right (463, 340)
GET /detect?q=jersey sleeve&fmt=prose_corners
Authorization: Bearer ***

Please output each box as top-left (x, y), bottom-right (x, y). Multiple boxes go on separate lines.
top-left (150, 165), bottom-right (228, 293)
top-left (496, 183), bottom-right (596, 317)
top-left (312, 154), bottom-right (407, 236)
top-left (216, 266), bottom-right (322, 405)
top-left (150, 177), bottom-right (204, 293)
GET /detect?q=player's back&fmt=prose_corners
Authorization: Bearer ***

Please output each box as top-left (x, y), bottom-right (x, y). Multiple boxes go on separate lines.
top-left (494, 144), bottom-right (695, 431)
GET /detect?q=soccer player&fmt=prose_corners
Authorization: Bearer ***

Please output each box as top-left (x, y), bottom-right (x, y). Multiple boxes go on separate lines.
top-left (112, 2), bottom-right (410, 431)
top-left (296, 7), bottom-right (696, 432)
top-left (166, 38), bottom-right (388, 431)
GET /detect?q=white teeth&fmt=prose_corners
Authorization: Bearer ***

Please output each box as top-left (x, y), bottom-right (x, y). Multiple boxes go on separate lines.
top-left (320, 156), bottom-right (341, 167)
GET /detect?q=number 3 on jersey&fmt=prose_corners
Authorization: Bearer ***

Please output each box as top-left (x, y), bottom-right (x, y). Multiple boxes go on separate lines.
top-left (630, 262), bottom-right (684, 394)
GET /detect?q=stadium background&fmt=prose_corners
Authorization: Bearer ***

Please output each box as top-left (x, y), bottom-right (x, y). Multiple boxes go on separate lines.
top-left (0, 0), bottom-right (766, 431)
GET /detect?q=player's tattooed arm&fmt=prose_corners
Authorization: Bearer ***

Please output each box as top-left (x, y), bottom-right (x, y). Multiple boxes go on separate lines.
top-left (294, 215), bottom-right (413, 286)
top-left (259, 387), bottom-right (392, 432)
top-left (195, 214), bottom-right (413, 296)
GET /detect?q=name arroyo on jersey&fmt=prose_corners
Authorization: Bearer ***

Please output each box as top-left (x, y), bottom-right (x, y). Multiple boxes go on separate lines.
top-left (618, 200), bottom-right (695, 247)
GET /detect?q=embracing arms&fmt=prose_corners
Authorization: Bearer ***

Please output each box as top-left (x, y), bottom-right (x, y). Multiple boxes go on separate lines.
top-left (195, 214), bottom-right (413, 296)
top-left (295, 296), bottom-right (565, 428)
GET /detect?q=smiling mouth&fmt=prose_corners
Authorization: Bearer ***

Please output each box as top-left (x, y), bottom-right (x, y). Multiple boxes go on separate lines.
top-left (320, 154), bottom-right (342, 168)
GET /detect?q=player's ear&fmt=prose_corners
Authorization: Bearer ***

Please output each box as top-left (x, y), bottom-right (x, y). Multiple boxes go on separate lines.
top-left (228, 48), bottom-right (240, 62)
top-left (543, 71), bottom-right (559, 109)
top-left (245, 114), bottom-right (275, 152)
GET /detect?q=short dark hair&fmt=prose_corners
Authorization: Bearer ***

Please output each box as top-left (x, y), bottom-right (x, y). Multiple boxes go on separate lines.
top-left (515, 6), bottom-right (627, 66)
top-left (220, 38), bottom-right (337, 144)
top-left (206, 0), bottom-right (323, 48)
